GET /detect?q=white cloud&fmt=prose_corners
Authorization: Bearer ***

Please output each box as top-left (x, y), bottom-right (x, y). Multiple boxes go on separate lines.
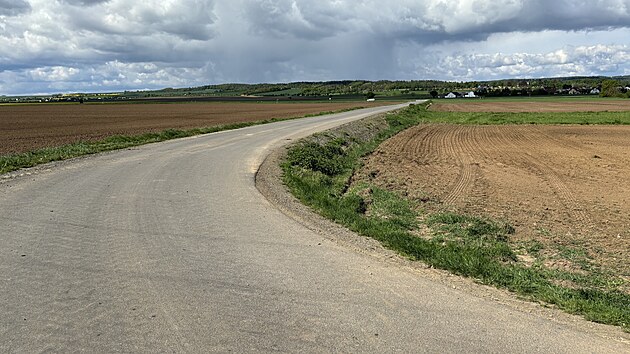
top-left (424, 44), bottom-right (630, 80)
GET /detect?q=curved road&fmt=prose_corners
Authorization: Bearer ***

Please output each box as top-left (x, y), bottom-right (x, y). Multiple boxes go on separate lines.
top-left (1, 104), bottom-right (628, 352)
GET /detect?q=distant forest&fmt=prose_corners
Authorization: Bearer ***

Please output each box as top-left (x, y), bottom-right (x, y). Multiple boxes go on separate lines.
top-left (136, 76), bottom-right (630, 99)
top-left (4, 76), bottom-right (630, 103)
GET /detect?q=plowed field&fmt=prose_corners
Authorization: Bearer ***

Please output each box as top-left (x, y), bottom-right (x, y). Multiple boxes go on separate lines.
top-left (0, 101), bottom-right (380, 155)
top-left (431, 99), bottom-right (630, 112)
top-left (356, 124), bottom-right (630, 272)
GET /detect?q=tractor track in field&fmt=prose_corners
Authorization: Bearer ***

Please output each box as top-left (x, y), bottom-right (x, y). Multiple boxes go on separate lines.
top-left (356, 123), bottom-right (630, 272)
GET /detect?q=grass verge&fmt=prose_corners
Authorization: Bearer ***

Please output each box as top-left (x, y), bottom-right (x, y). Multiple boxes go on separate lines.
top-left (282, 103), bottom-right (629, 331)
top-left (0, 107), bottom-right (364, 175)
top-left (420, 110), bottom-right (630, 125)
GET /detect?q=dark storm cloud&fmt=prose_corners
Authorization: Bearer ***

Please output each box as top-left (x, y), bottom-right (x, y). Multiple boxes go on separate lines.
top-left (0, 0), bottom-right (31, 16)
top-left (63, 1), bottom-right (217, 41)
top-left (518, 0), bottom-right (630, 31)
top-left (343, 0), bottom-right (630, 43)
top-left (61, 0), bottom-right (110, 5)
top-left (241, 0), bottom-right (354, 40)
top-left (228, 1), bottom-right (630, 47)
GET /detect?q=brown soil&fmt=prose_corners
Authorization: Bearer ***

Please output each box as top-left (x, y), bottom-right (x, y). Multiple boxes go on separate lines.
top-left (0, 101), bottom-right (382, 155)
top-left (355, 123), bottom-right (630, 274)
top-left (431, 100), bottom-right (630, 112)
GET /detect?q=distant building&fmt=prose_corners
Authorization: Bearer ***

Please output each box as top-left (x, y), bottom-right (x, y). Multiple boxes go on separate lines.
top-left (464, 91), bottom-right (477, 98)
top-left (445, 92), bottom-right (457, 99)
top-left (590, 88), bottom-right (601, 95)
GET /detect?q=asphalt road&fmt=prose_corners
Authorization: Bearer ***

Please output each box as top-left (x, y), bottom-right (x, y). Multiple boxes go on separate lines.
top-left (1, 103), bottom-right (628, 353)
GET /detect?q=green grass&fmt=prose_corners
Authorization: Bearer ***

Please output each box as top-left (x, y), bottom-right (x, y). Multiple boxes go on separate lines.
top-left (282, 103), bottom-right (630, 331)
top-left (0, 106), bottom-right (366, 175)
top-left (420, 110), bottom-right (630, 125)
top-left (433, 96), bottom-right (627, 103)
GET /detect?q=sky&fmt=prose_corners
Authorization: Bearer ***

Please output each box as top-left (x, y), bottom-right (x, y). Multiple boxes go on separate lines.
top-left (1, 0), bottom-right (630, 95)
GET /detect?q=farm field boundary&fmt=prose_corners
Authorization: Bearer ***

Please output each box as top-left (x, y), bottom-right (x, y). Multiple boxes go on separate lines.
top-left (430, 98), bottom-right (630, 113)
top-left (0, 102), bottom-right (379, 174)
top-left (281, 102), bottom-right (630, 331)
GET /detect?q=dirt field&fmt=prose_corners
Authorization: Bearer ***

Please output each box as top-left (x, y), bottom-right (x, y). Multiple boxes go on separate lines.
top-left (0, 101), bottom-right (381, 155)
top-left (431, 99), bottom-right (630, 112)
top-left (355, 123), bottom-right (630, 274)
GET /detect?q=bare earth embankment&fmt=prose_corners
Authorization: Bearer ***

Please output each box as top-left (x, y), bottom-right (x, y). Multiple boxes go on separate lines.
top-left (355, 101), bottom-right (630, 279)
top-left (0, 101), bottom-right (381, 155)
